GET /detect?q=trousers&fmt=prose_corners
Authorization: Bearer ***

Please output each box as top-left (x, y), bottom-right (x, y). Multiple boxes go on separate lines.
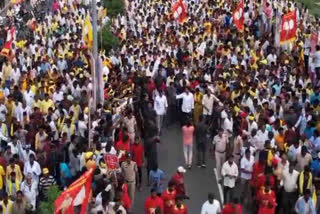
top-left (215, 151), bottom-right (226, 180)
top-left (126, 181), bottom-right (136, 204)
top-left (183, 144), bottom-right (193, 166)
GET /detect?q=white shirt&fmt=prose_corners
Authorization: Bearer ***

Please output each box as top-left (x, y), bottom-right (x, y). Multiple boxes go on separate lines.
top-left (23, 90), bottom-right (35, 108)
top-left (282, 169), bottom-right (299, 193)
top-left (23, 161), bottom-right (41, 184)
top-left (200, 200), bottom-right (221, 214)
top-left (21, 180), bottom-right (38, 210)
top-left (223, 117), bottom-right (233, 136)
top-left (8, 142), bottom-right (19, 155)
top-left (221, 161), bottom-right (238, 188)
top-left (0, 104), bottom-right (7, 122)
top-left (176, 92), bottom-right (194, 113)
top-left (248, 121), bottom-right (258, 134)
top-left (49, 120), bottom-right (59, 140)
top-left (314, 51), bottom-right (320, 68)
top-left (77, 120), bottom-right (87, 138)
top-left (154, 95), bottom-right (168, 115)
top-left (52, 91), bottom-right (64, 103)
top-left (202, 94), bottom-right (214, 115)
top-left (240, 155), bottom-right (254, 180)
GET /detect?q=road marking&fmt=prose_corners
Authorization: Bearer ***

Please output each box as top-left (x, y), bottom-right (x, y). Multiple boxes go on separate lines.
top-left (214, 168), bottom-right (224, 204)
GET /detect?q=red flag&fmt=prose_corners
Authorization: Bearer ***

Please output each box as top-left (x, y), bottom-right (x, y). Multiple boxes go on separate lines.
top-left (233, 0), bottom-right (244, 31)
top-left (54, 167), bottom-right (94, 214)
top-left (1, 27), bottom-right (15, 58)
top-left (104, 153), bottom-right (119, 171)
top-left (280, 11), bottom-right (297, 44)
top-left (172, 0), bottom-right (187, 23)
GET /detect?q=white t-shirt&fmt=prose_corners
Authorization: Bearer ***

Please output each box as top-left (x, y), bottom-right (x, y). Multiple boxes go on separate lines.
top-left (201, 200), bottom-right (221, 214)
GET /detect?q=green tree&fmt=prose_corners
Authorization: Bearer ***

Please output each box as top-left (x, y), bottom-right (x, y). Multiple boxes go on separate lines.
top-left (103, 0), bottom-right (125, 18)
top-left (39, 185), bottom-right (62, 214)
top-left (98, 23), bottom-right (120, 54)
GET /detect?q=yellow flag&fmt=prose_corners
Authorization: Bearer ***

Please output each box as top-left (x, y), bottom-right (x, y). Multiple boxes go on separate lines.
top-left (82, 15), bottom-right (93, 49)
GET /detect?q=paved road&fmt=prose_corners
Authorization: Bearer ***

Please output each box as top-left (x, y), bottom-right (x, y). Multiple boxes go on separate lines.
top-left (132, 124), bottom-right (221, 213)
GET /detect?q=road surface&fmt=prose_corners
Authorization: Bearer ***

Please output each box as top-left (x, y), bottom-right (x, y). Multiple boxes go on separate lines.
top-left (133, 123), bottom-right (221, 213)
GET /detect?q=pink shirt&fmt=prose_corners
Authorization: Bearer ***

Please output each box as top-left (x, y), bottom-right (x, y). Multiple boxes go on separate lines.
top-left (182, 125), bottom-right (194, 145)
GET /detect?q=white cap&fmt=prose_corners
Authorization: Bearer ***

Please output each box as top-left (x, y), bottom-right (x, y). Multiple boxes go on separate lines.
top-left (177, 166), bottom-right (186, 173)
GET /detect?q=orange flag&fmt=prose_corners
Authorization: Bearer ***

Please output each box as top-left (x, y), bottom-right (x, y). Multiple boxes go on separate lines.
top-left (54, 167), bottom-right (94, 214)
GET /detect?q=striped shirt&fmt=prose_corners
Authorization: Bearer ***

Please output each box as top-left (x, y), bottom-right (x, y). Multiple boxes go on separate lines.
top-left (39, 175), bottom-right (56, 198)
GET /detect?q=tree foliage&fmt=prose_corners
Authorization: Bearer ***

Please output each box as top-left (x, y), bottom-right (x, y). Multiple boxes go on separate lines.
top-left (98, 23), bottom-right (120, 54)
top-left (103, 0), bottom-right (125, 18)
top-left (39, 185), bottom-right (62, 214)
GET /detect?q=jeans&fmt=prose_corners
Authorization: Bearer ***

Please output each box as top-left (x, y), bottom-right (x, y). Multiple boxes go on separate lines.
top-left (196, 143), bottom-right (206, 165)
top-left (167, 105), bottom-right (177, 125)
top-left (136, 166), bottom-right (142, 187)
top-left (181, 112), bottom-right (192, 126)
top-left (304, 54), bottom-right (309, 73)
top-left (282, 191), bottom-right (298, 214)
top-left (316, 67), bottom-right (320, 80)
top-left (183, 144), bottom-right (193, 166)
top-left (240, 178), bottom-right (251, 205)
top-left (223, 186), bottom-right (234, 204)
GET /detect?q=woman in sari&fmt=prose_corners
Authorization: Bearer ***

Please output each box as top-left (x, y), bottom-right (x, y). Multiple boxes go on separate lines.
top-left (193, 88), bottom-right (203, 126)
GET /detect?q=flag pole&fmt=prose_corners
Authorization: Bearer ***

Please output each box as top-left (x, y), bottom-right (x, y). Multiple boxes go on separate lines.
top-left (92, 0), bottom-right (101, 107)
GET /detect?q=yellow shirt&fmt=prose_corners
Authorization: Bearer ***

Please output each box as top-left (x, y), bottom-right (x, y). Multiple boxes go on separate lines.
top-left (0, 166), bottom-right (5, 189)
top-left (6, 165), bottom-right (22, 182)
top-left (40, 99), bottom-right (55, 114)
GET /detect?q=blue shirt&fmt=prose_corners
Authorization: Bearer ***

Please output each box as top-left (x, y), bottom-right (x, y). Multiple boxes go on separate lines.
top-left (311, 159), bottom-right (320, 177)
top-left (304, 127), bottom-right (315, 139)
top-left (60, 162), bottom-right (72, 186)
top-left (310, 93), bottom-right (320, 104)
top-left (295, 196), bottom-right (316, 214)
top-left (149, 169), bottom-right (165, 193)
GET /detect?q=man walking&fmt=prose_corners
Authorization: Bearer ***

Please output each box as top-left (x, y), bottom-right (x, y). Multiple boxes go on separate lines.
top-left (213, 128), bottom-right (228, 182)
top-left (121, 153), bottom-right (138, 204)
top-left (196, 115), bottom-right (208, 168)
top-left (221, 155), bottom-right (238, 204)
top-left (240, 149), bottom-right (254, 206)
top-left (202, 89), bottom-right (214, 122)
top-left (176, 87), bottom-right (194, 125)
top-left (282, 163), bottom-right (299, 214)
top-left (154, 90), bottom-right (168, 135)
top-left (200, 193), bottom-right (221, 214)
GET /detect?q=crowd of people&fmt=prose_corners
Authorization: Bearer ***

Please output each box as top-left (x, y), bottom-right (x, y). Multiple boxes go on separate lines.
top-left (0, 0), bottom-right (319, 213)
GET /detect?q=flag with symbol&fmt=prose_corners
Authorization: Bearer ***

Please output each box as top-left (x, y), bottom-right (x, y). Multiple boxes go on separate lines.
top-left (172, 0), bottom-right (187, 23)
top-left (280, 11), bottom-right (297, 44)
top-left (232, 0), bottom-right (244, 31)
